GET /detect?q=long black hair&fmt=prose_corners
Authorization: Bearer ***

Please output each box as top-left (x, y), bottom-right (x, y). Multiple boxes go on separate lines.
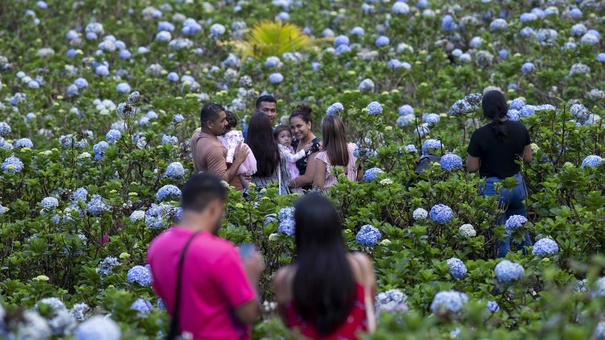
top-left (293, 193), bottom-right (356, 336)
top-left (482, 90), bottom-right (509, 141)
top-left (247, 112), bottom-right (279, 177)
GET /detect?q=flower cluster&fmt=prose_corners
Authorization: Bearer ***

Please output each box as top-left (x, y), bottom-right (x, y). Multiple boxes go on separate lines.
top-left (375, 289), bottom-right (408, 315)
top-left (504, 215), bottom-right (528, 235)
top-left (494, 260), bottom-right (524, 284)
top-left (96, 256), bottom-right (120, 278)
top-left (430, 291), bottom-right (468, 314)
top-left (413, 208), bottom-right (428, 221)
top-left (532, 238), bottom-right (559, 256)
top-left (440, 154), bottom-right (463, 171)
top-left (278, 207), bottom-right (295, 237)
top-left (447, 258), bottom-right (467, 280)
top-left (363, 167), bottom-right (384, 182)
top-left (459, 224), bottom-right (476, 237)
top-left (356, 225), bottom-right (381, 247)
top-left (127, 265), bottom-right (153, 286)
top-left (429, 204), bottom-right (454, 225)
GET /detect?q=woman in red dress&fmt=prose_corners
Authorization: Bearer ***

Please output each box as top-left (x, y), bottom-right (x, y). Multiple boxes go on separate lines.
top-left (273, 193), bottom-right (376, 339)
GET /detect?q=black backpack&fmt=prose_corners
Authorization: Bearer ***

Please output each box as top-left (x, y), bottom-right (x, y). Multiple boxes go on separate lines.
top-left (406, 154), bottom-right (442, 189)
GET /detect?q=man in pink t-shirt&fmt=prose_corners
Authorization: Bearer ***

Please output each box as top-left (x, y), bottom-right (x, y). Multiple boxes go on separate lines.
top-left (148, 174), bottom-right (264, 340)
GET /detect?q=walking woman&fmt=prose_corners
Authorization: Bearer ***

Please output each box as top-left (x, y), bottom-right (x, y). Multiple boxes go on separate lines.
top-left (466, 90), bottom-right (532, 258)
top-left (273, 194), bottom-right (376, 339)
top-left (247, 112), bottom-right (290, 195)
top-left (313, 115), bottom-right (363, 191)
top-left (289, 105), bottom-right (322, 192)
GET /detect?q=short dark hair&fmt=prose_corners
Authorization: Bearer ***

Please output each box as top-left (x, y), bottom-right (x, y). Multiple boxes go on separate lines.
top-left (181, 173), bottom-right (227, 212)
top-left (255, 95), bottom-right (277, 110)
top-left (224, 110), bottom-right (238, 130)
top-left (200, 103), bottom-right (225, 127)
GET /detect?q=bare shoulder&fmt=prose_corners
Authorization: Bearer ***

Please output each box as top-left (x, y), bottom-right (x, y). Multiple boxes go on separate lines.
top-left (347, 252), bottom-right (375, 284)
top-left (273, 265), bottom-right (296, 302)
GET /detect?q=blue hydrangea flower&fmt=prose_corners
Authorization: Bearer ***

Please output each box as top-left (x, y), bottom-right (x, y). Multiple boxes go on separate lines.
top-left (398, 104), bottom-right (414, 116)
top-left (15, 138), bottom-right (33, 148)
top-left (532, 238), bottom-right (559, 256)
top-left (167, 72), bottom-right (180, 82)
top-left (74, 78), bottom-right (88, 89)
top-left (506, 110), bottom-right (520, 121)
top-left (127, 265), bottom-right (153, 286)
top-left (278, 207), bottom-right (295, 221)
top-left (265, 56), bottom-right (282, 69)
top-left (520, 28), bottom-right (535, 39)
top-left (356, 225), bottom-right (381, 247)
top-left (520, 12), bottom-right (538, 22)
top-left (41, 197), bottom-right (59, 210)
top-left (0, 122), bottom-right (11, 137)
top-left (345, 28), bottom-right (362, 40)
top-left (522, 62), bottom-right (535, 74)
top-left (363, 167), bottom-right (384, 182)
top-left (422, 113), bottom-right (440, 126)
top-left (366, 101), bottom-right (383, 115)
top-left (67, 84), bottom-right (79, 97)
top-left (269, 73), bottom-right (284, 84)
top-left (95, 65), bottom-right (109, 76)
top-left (510, 98), bottom-right (525, 110)
top-left (158, 21), bottom-right (175, 32)
top-left (422, 139), bottom-right (443, 155)
top-left (162, 134), bottom-right (178, 145)
top-left (75, 315), bottom-right (121, 339)
top-left (447, 258), bottom-right (467, 280)
top-left (519, 105), bottom-right (536, 118)
top-left (375, 36), bottom-right (390, 47)
top-left (441, 15), bottom-right (458, 31)
top-left (391, 2), bottom-right (410, 14)
top-left (486, 301), bottom-right (500, 313)
top-left (86, 195), bottom-right (110, 216)
top-left (400, 145), bottom-right (416, 155)
top-left (130, 210), bottom-right (145, 222)
top-left (598, 53), bottom-right (605, 63)
top-left (430, 291), bottom-right (468, 314)
top-left (490, 18), bottom-right (508, 31)
top-left (182, 19), bottom-right (202, 35)
top-left (105, 129), bottom-right (122, 143)
top-left (375, 289), bottom-right (408, 314)
top-left (396, 114), bottom-right (415, 128)
top-left (358, 78), bottom-right (374, 92)
top-left (504, 215), bottom-right (528, 235)
top-left (158, 298), bottom-right (166, 310)
top-left (96, 256), bottom-right (120, 277)
top-left (131, 298), bottom-right (153, 314)
top-left (569, 8), bottom-right (582, 18)
top-left (499, 49), bottom-right (509, 59)
top-left (326, 102), bottom-right (344, 116)
top-left (173, 114), bottom-right (184, 124)
top-left (278, 219), bottom-right (295, 237)
top-left (311, 62), bottom-right (321, 72)
top-left (145, 214), bottom-right (164, 230)
top-left (334, 35), bottom-right (350, 47)
top-left (116, 83), bottom-right (131, 93)
top-left (157, 185), bottom-right (181, 201)
top-left (582, 155), bottom-right (602, 168)
top-left (166, 162), bottom-right (185, 178)
top-left (2, 156), bottom-right (24, 173)
top-left (494, 260), bottom-right (524, 283)
top-left (119, 49), bottom-right (132, 60)
top-left (440, 154), bottom-right (463, 171)
top-left (430, 204), bottom-right (454, 225)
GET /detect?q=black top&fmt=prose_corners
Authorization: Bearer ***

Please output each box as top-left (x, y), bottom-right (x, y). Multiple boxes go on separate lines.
top-left (467, 121), bottom-right (530, 179)
top-left (292, 137), bottom-right (322, 190)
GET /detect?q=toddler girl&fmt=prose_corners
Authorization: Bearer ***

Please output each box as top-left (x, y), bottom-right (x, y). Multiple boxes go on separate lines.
top-left (274, 125), bottom-right (311, 195)
top-left (218, 111), bottom-right (257, 190)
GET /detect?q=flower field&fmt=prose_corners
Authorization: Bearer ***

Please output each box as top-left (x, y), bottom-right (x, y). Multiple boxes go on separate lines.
top-left (2, 0), bottom-right (605, 338)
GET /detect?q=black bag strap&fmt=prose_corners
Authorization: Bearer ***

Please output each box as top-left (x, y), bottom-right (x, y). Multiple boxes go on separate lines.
top-left (166, 230), bottom-right (202, 340)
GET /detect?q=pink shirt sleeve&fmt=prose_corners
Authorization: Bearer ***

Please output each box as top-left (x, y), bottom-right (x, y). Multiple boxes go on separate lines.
top-left (213, 247), bottom-right (256, 308)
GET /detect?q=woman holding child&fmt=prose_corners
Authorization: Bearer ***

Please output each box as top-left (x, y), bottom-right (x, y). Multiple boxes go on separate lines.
top-left (288, 105), bottom-right (323, 192)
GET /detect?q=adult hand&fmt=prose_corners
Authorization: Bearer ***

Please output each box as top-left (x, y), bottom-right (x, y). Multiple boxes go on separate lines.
top-left (243, 250), bottom-right (264, 284)
top-left (233, 143), bottom-right (250, 164)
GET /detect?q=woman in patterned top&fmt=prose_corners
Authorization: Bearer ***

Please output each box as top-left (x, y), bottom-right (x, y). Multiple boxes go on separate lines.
top-left (314, 115), bottom-right (363, 191)
top-left (289, 105), bottom-right (322, 191)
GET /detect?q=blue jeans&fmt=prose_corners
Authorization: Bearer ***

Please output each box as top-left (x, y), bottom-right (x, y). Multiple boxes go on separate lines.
top-left (480, 173), bottom-right (532, 258)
